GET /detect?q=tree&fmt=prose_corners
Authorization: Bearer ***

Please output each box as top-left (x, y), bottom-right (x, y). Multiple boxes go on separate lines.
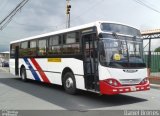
top-left (154, 47), bottom-right (160, 52)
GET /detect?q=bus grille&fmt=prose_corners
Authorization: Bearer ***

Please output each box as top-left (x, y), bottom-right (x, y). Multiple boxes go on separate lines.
top-left (119, 79), bottom-right (141, 85)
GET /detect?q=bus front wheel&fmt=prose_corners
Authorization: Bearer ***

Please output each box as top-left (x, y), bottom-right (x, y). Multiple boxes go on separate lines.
top-left (63, 72), bottom-right (77, 94)
top-left (21, 67), bottom-right (27, 82)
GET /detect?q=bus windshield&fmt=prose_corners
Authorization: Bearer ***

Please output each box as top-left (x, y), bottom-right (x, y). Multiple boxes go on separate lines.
top-left (99, 34), bottom-right (146, 69)
top-left (101, 23), bottom-right (141, 37)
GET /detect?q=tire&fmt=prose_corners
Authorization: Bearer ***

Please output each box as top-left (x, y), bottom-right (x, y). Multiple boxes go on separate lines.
top-left (21, 67), bottom-right (27, 82)
top-left (63, 72), bottom-right (77, 94)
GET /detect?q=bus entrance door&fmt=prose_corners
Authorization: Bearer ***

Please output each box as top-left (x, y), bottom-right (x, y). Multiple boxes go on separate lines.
top-left (82, 33), bottom-right (99, 91)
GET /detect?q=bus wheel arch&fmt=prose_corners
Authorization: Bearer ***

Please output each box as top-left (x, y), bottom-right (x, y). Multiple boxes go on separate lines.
top-left (62, 67), bottom-right (77, 94)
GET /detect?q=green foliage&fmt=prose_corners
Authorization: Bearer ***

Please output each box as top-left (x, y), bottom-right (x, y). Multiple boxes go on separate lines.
top-left (154, 47), bottom-right (160, 52)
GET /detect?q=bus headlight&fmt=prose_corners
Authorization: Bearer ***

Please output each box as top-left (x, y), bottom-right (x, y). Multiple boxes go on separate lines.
top-left (105, 78), bottom-right (121, 87)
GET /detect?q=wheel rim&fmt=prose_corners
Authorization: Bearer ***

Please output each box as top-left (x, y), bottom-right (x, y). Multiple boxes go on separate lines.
top-left (66, 77), bottom-right (73, 88)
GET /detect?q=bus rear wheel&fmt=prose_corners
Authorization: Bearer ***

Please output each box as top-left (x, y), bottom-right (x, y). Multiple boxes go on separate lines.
top-left (63, 72), bottom-right (77, 94)
top-left (21, 67), bottom-right (27, 82)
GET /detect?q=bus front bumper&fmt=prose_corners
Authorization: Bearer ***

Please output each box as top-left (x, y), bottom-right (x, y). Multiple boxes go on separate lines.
top-left (99, 80), bottom-right (150, 95)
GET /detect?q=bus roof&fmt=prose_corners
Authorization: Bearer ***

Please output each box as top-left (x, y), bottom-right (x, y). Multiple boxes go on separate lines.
top-left (10, 21), bottom-right (138, 44)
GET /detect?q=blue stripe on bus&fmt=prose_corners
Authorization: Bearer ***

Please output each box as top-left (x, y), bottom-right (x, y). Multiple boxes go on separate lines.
top-left (23, 58), bottom-right (41, 81)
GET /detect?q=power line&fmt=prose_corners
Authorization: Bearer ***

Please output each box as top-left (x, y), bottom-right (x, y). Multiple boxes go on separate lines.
top-left (133, 0), bottom-right (160, 14)
top-left (0, 0), bottom-right (29, 31)
top-left (0, 0), bottom-right (105, 32)
top-left (1, 0), bottom-right (104, 31)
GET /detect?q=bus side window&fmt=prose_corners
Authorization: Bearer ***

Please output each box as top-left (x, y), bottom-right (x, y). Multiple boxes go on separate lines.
top-left (48, 35), bottom-right (61, 55)
top-left (62, 32), bottom-right (80, 54)
top-left (10, 43), bottom-right (19, 58)
top-left (19, 41), bottom-right (28, 57)
top-left (28, 40), bottom-right (37, 56)
top-left (38, 39), bottom-right (47, 56)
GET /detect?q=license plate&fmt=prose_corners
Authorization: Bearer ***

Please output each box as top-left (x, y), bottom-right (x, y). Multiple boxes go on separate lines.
top-left (130, 86), bottom-right (136, 91)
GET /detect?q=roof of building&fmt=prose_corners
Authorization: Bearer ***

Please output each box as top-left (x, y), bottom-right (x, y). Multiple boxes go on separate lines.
top-left (141, 29), bottom-right (160, 35)
top-left (0, 51), bottom-right (9, 54)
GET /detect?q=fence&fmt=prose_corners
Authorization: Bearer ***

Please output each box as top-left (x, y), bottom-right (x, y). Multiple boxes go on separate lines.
top-left (144, 51), bottom-right (160, 78)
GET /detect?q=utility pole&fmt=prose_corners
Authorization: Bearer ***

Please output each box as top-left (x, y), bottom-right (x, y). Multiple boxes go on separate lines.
top-left (66, 0), bottom-right (71, 28)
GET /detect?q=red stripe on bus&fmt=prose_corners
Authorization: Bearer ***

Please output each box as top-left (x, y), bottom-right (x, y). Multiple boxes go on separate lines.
top-left (30, 58), bottom-right (50, 83)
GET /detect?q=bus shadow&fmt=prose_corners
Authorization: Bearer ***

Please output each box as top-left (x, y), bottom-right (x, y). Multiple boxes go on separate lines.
top-left (0, 77), bottom-right (148, 110)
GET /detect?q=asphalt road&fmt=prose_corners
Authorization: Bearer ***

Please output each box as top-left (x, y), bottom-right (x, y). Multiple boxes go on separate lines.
top-left (0, 69), bottom-right (160, 115)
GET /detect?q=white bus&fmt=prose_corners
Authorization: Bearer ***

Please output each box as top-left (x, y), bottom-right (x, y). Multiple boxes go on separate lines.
top-left (10, 21), bottom-right (150, 95)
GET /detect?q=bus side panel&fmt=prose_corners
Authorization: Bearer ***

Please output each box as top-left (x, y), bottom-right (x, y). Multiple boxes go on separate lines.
top-left (19, 58), bottom-right (36, 80)
top-left (46, 58), bottom-right (85, 90)
top-left (19, 58), bottom-right (86, 90)
top-left (26, 69), bottom-right (37, 80)
top-left (44, 72), bottom-right (62, 85)
top-left (74, 75), bottom-right (85, 90)
top-left (9, 59), bottom-right (16, 75)
top-left (55, 58), bottom-right (85, 90)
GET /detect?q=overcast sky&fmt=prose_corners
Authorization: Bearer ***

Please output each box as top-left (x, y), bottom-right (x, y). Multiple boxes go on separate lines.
top-left (0, 0), bottom-right (160, 51)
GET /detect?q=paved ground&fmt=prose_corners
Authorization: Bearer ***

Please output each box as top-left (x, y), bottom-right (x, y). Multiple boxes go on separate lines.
top-left (0, 69), bottom-right (160, 115)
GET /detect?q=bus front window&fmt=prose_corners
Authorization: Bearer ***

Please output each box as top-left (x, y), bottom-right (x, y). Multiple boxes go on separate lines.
top-left (99, 35), bottom-right (146, 69)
